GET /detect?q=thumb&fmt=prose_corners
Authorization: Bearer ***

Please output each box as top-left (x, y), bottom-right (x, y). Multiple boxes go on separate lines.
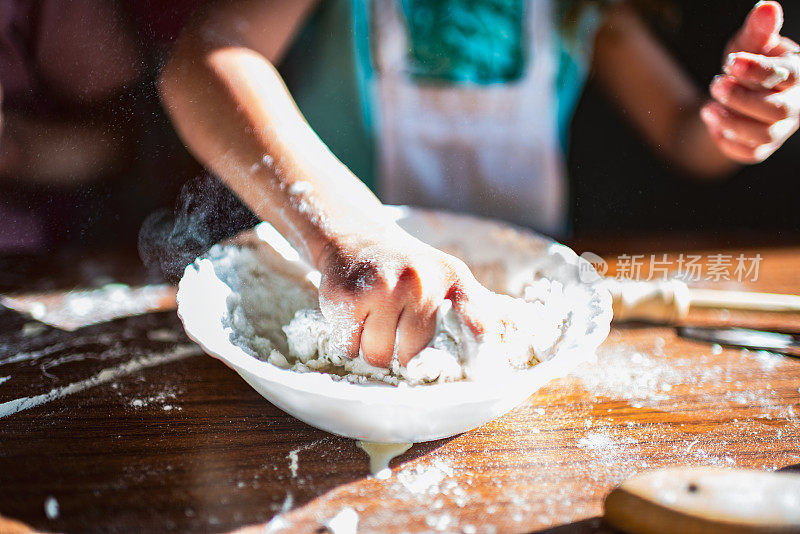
top-left (446, 279), bottom-right (492, 339)
top-left (729, 1), bottom-right (784, 54)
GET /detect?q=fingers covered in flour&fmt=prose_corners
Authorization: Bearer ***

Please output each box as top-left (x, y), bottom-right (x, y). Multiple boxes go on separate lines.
top-left (706, 1), bottom-right (800, 164)
top-left (723, 52), bottom-right (800, 90)
top-left (395, 303), bottom-right (438, 366)
top-left (710, 75), bottom-right (800, 123)
top-left (361, 307), bottom-right (402, 367)
top-left (318, 293), bottom-right (365, 359)
top-left (446, 280), bottom-right (487, 339)
top-left (317, 226), bottom-right (491, 368)
top-left (700, 100), bottom-right (799, 162)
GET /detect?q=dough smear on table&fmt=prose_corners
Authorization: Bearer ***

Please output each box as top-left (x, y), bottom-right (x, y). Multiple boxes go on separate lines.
top-left (356, 441), bottom-right (413, 478)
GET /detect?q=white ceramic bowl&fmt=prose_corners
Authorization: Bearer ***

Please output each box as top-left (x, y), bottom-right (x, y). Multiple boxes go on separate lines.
top-left (177, 207), bottom-right (611, 443)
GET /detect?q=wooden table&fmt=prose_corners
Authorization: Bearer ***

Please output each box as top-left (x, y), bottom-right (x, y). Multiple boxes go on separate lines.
top-left (0, 243), bottom-right (798, 533)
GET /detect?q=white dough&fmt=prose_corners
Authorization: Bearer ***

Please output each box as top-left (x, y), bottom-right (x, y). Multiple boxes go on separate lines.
top-left (217, 235), bottom-right (575, 386)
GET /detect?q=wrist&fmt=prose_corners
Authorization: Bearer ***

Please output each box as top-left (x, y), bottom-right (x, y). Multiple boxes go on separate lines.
top-left (313, 217), bottom-right (409, 271)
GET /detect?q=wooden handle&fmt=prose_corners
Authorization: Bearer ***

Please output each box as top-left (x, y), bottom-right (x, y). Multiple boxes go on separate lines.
top-left (606, 279), bottom-right (800, 324)
top-left (605, 279), bottom-right (690, 323)
top-left (604, 467), bottom-right (800, 534)
top-left (688, 288), bottom-right (800, 313)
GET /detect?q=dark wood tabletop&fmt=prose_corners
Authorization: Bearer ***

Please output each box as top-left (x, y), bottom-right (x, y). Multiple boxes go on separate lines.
top-left (0, 242), bottom-right (798, 534)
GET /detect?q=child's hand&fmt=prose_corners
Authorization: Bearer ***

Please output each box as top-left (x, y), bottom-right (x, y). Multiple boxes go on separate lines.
top-left (317, 225), bottom-right (493, 368)
top-left (702, 1), bottom-right (800, 163)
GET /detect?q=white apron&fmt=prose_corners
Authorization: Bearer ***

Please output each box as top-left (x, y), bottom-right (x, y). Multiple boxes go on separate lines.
top-left (369, 0), bottom-right (566, 237)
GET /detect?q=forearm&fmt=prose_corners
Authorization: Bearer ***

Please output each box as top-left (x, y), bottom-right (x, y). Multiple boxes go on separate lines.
top-left (593, 4), bottom-right (740, 179)
top-left (160, 25), bottom-right (389, 267)
top-left (665, 101), bottom-right (741, 179)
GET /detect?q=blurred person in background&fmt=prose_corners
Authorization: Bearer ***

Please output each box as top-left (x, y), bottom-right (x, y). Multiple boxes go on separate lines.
top-left (159, 0), bottom-right (800, 368)
top-left (0, 0), bottom-right (203, 254)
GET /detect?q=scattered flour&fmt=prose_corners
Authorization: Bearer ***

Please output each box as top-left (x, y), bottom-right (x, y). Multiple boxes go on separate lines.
top-left (571, 345), bottom-right (684, 408)
top-left (286, 438), bottom-right (330, 478)
top-left (0, 345), bottom-right (200, 418)
top-left (279, 493), bottom-right (293, 513)
top-left (425, 513), bottom-right (454, 531)
top-left (288, 450), bottom-right (299, 478)
top-left (578, 431), bottom-right (614, 450)
top-left (396, 458), bottom-right (455, 495)
top-left (572, 340), bottom-right (796, 417)
top-left (128, 388), bottom-right (182, 411)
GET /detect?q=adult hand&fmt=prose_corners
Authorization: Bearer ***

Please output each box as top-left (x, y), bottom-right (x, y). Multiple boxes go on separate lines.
top-left (702, 1), bottom-right (800, 163)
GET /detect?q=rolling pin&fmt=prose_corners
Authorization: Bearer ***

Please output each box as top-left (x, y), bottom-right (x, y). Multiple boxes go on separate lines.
top-left (602, 279), bottom-right (800, 324)
top-left (604, 467), bottom-right (800, 534)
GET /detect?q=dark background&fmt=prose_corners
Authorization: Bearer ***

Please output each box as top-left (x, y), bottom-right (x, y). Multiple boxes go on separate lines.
top-left (2, 1), bottom-right (798, 259)
top-left (570, 0), bottom-right (800, 240)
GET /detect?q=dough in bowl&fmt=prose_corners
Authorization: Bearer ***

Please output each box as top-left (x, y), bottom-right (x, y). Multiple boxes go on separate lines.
top-left (176, 207), bottom-right (611, 443)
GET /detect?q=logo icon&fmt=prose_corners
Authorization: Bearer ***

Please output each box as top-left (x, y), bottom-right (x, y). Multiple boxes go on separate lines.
top-left (578, 251), bottom-right (608, 283)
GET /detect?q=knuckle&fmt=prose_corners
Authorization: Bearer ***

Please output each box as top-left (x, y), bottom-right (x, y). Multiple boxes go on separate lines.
top-left (445, 281), bottom-right (467, 304)
top-left (742, 59), bottom-right (763, 77)
top-left (771, 100), bottom-right (793, 120)
top-left (339, 259), bottom-right (385, 294)
top-left (396, 264), bottom-right (423, 292)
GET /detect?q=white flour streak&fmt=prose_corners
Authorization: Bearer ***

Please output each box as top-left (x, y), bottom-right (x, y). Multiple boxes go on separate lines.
top-left (0, 345), bottom-right (201, 418)
top-left (288, 450), bottom-right (299, 478)
top-left (0, 376), bottom-right (10, 385)
top-left (0, 336), bottom-right (106, 366)
top-left (146, 329), bottom-right (184, 342)
top-left (287, 438), bottom-right (329, 478)
top-left (39, 351), bottom-right (125, 379)
top-left (1, 348), bottom-right (60, 366)
top-left (22, 322), bottom-right (47, 337)
top-left (280, 492), bottom-right (294, 513)
top-left (44, 496), bottom-right (59, 520)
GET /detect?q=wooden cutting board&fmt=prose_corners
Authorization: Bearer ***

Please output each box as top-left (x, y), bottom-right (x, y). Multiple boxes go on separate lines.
top-left (605, 467), bottom-right (800, 533)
